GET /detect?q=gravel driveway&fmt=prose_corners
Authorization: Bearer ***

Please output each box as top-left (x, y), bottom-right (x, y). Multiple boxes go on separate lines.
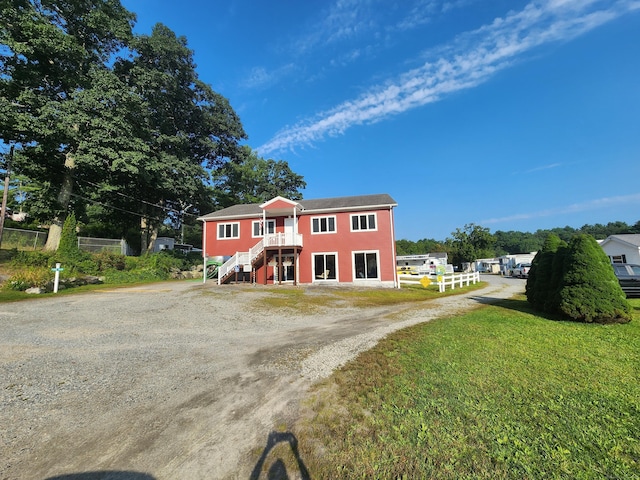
top-left (0, 275), bottom-right (524, 479)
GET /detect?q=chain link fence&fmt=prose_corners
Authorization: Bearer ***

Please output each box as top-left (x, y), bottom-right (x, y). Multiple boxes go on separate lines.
top-left (78, 237), bottom-right (128, 255)
top-left (1, 227), bottom-right (48, 250)
top-left (0, 228), bottom-right (130, 255)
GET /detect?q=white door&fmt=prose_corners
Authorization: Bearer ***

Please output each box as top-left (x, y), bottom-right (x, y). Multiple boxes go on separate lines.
top-left (284, 218), bottom-right (295, 244)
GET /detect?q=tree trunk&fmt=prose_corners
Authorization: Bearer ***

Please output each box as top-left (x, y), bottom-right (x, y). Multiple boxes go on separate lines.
top-left (140, 216), bottom-right (159, 254)
top-left (140, 216), bottom-right (149, 253)
top-left (44, 152), bottom-right (75, 251)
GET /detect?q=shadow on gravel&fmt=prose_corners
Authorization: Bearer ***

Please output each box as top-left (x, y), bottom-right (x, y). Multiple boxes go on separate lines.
top-left (250, 431), bottom-right (310, 480)
top-left (45, 472), bottom-right (155, 480)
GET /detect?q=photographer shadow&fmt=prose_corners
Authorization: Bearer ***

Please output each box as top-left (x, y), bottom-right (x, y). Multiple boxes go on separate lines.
top-left (250, 431), bottom-right (310, 480)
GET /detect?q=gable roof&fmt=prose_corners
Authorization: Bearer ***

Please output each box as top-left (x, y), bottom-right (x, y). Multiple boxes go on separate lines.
top-left (601, 234), bottom-right (640, 248)
top-left (198, 193), bottom-right (397, 221)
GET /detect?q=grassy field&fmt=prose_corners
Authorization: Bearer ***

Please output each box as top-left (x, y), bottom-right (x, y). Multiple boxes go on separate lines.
top-left (294, 296), bottom-right (640, 479)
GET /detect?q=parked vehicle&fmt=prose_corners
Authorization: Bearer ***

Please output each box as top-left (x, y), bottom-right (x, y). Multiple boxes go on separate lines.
top-left (612, 263), bottom-right (640, 297)
top-left (511, 263), bottom-right (531, 278)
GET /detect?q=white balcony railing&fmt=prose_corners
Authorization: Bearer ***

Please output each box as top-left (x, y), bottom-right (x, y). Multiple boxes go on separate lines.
top-left (263, 232), bottom-right (303, 248)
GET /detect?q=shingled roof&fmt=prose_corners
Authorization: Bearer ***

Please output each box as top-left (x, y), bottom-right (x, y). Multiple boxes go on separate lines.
top-left (603, 234), bottom-right (640, 247)
top-left (198, 193), bottom-right (397, 220)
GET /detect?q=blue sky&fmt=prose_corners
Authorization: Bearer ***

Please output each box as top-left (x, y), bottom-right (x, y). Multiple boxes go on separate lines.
top-left (122, 0), bottom-right (640, 241)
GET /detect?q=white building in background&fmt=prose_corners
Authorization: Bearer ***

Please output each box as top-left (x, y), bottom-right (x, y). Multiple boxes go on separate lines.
top-left (600, 234), bottom-right (640, 264)
top-left (498, 253), bottom-right (537, 276)
top-left (396, 253), bottom-right (448, 276)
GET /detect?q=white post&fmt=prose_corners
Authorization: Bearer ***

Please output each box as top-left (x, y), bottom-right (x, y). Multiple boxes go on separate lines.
top-left (202, 220), bottom-right (207, 284)
top-left (203, 256), bottom-right (207, 284)
top-left (53, 263), bottom-right (61, 293)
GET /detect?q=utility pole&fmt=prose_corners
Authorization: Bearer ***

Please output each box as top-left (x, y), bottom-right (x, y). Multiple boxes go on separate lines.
top-left (0, 145), bottom-right (14, 249)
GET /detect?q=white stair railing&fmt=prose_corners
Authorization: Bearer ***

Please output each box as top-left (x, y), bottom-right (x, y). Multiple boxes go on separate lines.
top-left (216, 234), bottom-right (303, 284)
top-left (217, 251), bottom-right (251, 285)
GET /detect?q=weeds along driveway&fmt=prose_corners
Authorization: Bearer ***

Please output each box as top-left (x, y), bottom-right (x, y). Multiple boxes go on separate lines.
top-left (0, 275), bottom-right (525, 479)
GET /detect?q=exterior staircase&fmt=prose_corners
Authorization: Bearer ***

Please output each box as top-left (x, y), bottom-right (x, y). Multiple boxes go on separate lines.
top-left (217, 233), bottom-right (303, 284)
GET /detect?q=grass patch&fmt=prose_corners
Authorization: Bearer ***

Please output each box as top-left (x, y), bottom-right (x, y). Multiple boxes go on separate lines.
top-left (293, 298), bottom-right (640, 479)
top-left (251, 281), bottom-right (487, 312)
top-left (334, 281), bottom-right (486, 307)
top-left (253, 287), bottom-right (347, 314)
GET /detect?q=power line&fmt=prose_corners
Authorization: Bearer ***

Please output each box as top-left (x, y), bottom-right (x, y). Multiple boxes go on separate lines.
top-left (70, 193), bottom-right (166, 223)
top-left (71, 176), bottom-right (199, 218)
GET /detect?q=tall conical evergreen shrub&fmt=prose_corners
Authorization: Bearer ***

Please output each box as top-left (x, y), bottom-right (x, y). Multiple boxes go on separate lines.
top-left (526, 233), bottom-right (565, 310)
top-left (57, 212), bottom-right (81, 263)
top-left (544, 243), bottom-right (569, 314)
top-left (554, 234), bottom-right (631, 323)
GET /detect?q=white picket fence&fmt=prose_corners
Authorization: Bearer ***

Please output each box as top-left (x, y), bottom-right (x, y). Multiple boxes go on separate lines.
top-left (399, 271), bottom-right (481, 292)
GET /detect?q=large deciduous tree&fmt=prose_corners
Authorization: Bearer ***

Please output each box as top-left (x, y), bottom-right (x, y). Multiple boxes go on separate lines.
top-left (2, 6), bottom-right (250, 253)
top-left (210, 145), bottom-right (306, 209)
top-left (114, 23), bottom-right (246, 252)
top-left (447, 223), bottom-right (495, 267)
top-left (0, 0), bottom-right (136, 250)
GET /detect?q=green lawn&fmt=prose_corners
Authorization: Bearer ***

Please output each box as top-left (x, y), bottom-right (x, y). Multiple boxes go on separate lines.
top-left (294, 296), bottom-right (640, 479)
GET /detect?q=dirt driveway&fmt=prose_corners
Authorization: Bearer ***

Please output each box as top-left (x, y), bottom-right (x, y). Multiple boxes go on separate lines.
top-left (0, 276), bottom-right (524, 479)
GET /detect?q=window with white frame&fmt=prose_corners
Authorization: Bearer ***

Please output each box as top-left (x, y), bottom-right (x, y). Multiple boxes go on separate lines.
top-left (353, 251), bottom-right (379, 280)
top-left (351, 213), bottom-right (377, 231)
top-left (610, 254), bottom-right (627, 264)
top-left (311, 216), bottom-right (336, 234)
top-left (314, 253), bottom-right (337, 280)
top-left (218, 222), bottom-right (239, 239)
top-left (252, 219), bottom-right (276, 237)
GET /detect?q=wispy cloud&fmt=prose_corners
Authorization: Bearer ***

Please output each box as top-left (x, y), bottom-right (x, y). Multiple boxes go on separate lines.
top-left (481, 192), bottom-right (640, 225)
top-left (522, 163), bottom-right (563, 174)
top-left (258, 0), bottom-right (638, 155)
top-left (241, 64), bottom-right (297, 90)
top-left (245, 0), bottom-right (467, 93)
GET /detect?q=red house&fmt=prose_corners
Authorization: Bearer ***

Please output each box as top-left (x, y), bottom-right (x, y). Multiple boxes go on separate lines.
top-left (199, 193), bottom-right (398, 287)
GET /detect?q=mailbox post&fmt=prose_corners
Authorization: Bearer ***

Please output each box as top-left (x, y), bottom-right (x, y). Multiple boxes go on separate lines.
top-left (51, 263), bottom-right (64, 293)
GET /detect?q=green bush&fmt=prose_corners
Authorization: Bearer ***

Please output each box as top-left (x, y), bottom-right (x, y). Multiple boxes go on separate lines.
top-left (526, 233), bottom-right (565, 310)
top-left (3, 248), bottom-right (203, 291)
top-left (101, 268), bottom-right (166, 284)
top-left (554, 234), bottom-right (631, 323)
top-left (140, 251), bottom-right (185, 274)
top-left (6, 267), bottom-right (51, 291)
top-left (93, 251), bottom-right (127, 271)
top-left (57, 212), bottom-right (82, 263)
top-left (11, 250), bottom-right (54, 268)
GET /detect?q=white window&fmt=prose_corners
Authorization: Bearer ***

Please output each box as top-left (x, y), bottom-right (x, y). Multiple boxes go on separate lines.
top-left (353, 251), bottom-right (379, 280)
top-left (218, 222), bottom-right (239, 239)
top-left (610, 255), bottom-right (627, 264)
top-left (312, 216), bottom-right (336, 234)
top-left (351, 213), bottom-right (377, 232)
top-left (314, 253), bottom-right (337, 280)
top-left (252, 220), bottom-right (276, 237)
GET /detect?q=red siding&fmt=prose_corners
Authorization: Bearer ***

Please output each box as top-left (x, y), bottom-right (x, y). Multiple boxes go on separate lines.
top-left (297, 209), bottom-right (395, 283)
top-left (203, 206), bottom-right (396, 285)
top-left (262, 199), bottom-right (297, 210)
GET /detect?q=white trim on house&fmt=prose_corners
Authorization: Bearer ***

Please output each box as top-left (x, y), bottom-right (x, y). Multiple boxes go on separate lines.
top-left (352, 249), bottom-right (380, 282)
top-left (311, 215), bottom-right (337, 234)
top-left (252, 219), bottom-right (276, 238)
top-left (350, 212), bottom-right (378, 232)
top-left (312, 252), bottom-right (339, 283)
top-left (217, 222), bottom-right (240, 240)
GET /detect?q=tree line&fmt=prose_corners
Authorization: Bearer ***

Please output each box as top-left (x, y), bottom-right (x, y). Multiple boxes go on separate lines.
top-left (0, 0), bottom-right (305, 253)
top-left (397, 220), bottom-right (640, 266)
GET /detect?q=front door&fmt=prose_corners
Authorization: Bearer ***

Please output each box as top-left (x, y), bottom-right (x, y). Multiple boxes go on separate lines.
top-left (284, 217), bottom-right (295, 245)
